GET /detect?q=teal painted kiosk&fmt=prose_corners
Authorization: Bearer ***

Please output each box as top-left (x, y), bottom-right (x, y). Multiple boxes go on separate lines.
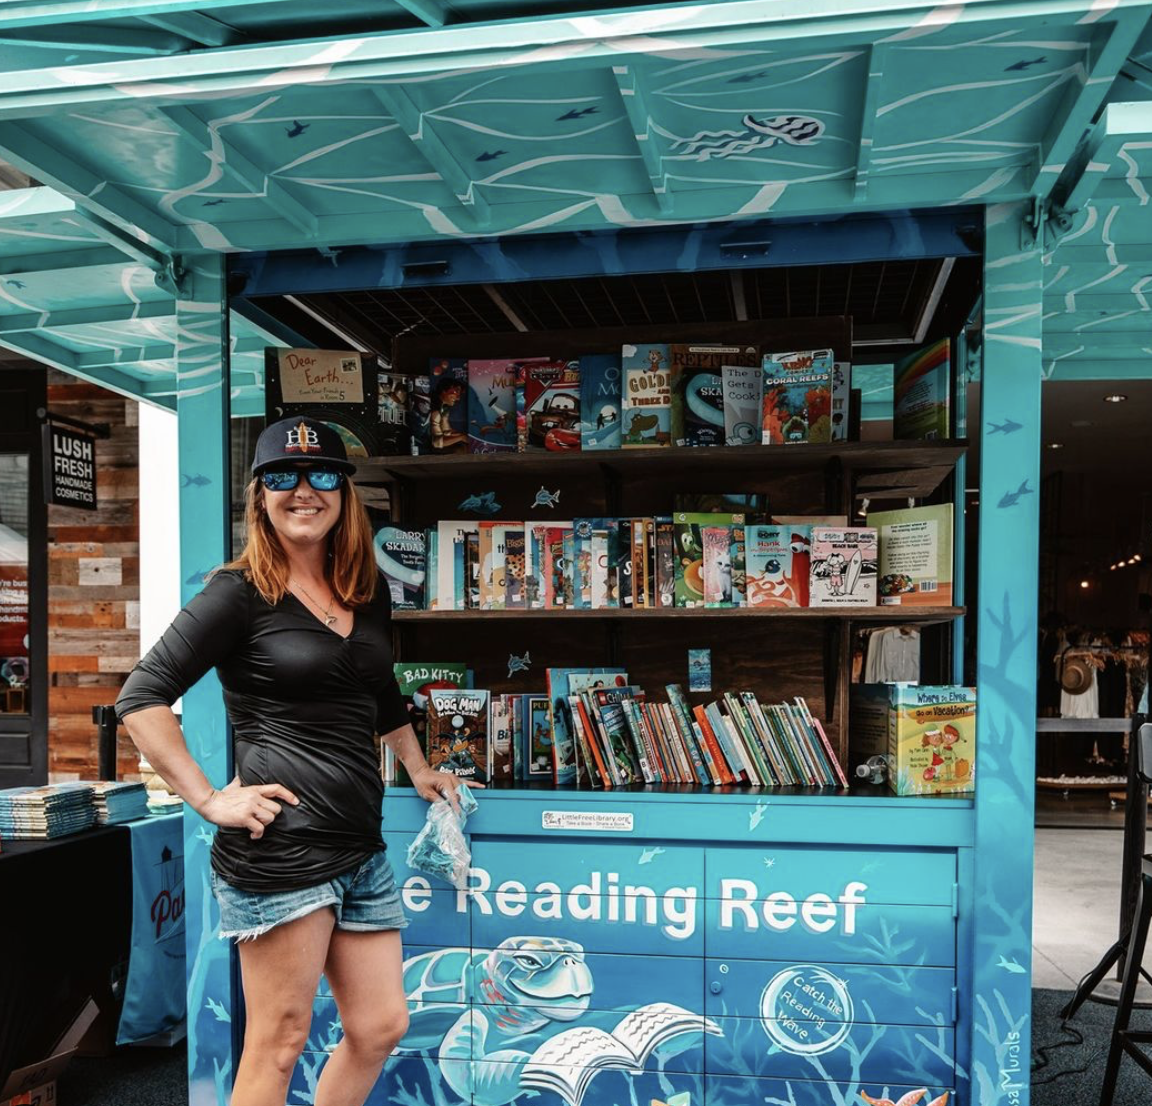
top-left (1, 2), bottom-right (1152, 1103)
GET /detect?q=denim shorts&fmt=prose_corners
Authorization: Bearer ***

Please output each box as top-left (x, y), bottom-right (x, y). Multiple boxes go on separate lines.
top-left (211, 850), bottom-right (408, 942)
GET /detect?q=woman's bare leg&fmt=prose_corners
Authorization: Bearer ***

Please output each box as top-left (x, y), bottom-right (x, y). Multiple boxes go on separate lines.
top-left (232, 908), bottom-right (336, 1106)
top-left (314, 929), bottom-right (409, 1106)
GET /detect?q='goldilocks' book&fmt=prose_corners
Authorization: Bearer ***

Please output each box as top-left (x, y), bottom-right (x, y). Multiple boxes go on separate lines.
top-left (427, 689), bottom-right (490, 784)
top-left (620, 343), bottom-right (672, 447)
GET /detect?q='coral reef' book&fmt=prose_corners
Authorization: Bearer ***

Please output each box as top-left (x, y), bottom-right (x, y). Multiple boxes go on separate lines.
top-left (761, 348), bottom-right (835, 444)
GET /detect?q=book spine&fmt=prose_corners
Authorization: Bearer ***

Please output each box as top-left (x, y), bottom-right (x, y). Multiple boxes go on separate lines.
top-left (693, 705), bottom-right (737, 784)
top-left (621, 699), bottom-right (655, 783)
top-left (573, 694), bottom-right (612, 788)
top-left (783, 700), bottom-right (830, 786)
top-left (583, 692), bottom-right (623, 786)
top-left (714, 700), bottom-right (765, 786)
top-left (665, 684), bottom-right (712, 785)
top-left (631, 520), bottom-right (647, 609)
top-left (738, 692), bottom-right (788, 785)
top-left (770, 703), bottom-right (815, 785)
top-left (659, 703), bottom-right (692, 783)
top-left (566, 694), bottom-right (598, 788)
top-left (642, 703), bottom-right (671, 783)
top-left (644, 518), bottom-right (656, 609)
top-left (705, 699), bottom-right (752, 784)
top-left (797, 696), bottom-right (849, 788)
top-left (425, 529), bottom-right (438, 610)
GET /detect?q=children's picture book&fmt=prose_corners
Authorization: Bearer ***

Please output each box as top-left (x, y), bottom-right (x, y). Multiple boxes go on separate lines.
top-left (589, 685), bottom-right (644, 785)
top-left (478, 522), bottom-right (522, 610)
top-left (435, 521), bottom-right (479, 611)
top-left (702, 526), bottom-right (734, 607)
top-left (503, 527), bottom-right (527, 608)
top-left (264, 348), bottom-right (382, 458)
top-left (620, 344), bottom-right (672, 448)
top-left (372, 525), bottom-right (426, 610)
top-left (761, 348), bottom-right (835, 444)
top-left (525, 360), bottom-right (581, 451)
top-left (524, 695), bottom-right (554, 778)
top-left (377, 372), bottom-right (412, 455)
top-left (468, 358), bottom-right (547, 453)
top-left (894, 337), bottom-right (950, 440)
top-left (745, 524), bottom-right (810, 608)
top-left (428, 357), bottom-right (469, 454)
top-left (407, 374), bottom-right (432, 455)
top-left (544, 525), bottom-right (575, 608)
top-left (427, 689), bottom-right (489, 784)
top-left (490, 695), bottom-right (515, 782)
top-left (730, 521), bottom-right (747, 608)
top-left (809, 526), bottom-right (878, 607)
top-left (547, 668), bottom-right (627, 785)
top-left (870, 504), bottom-right (953, 606)
top-left (654, 518), bottom-right (675, 608)
top-left (578, 353), bottom-right (622, 451)
top-left (669, 343), bottom-right (759, 447)
top-left (722, 364), bottom-right (764, 447)
top-left (391, 663), bottom-right (469, 784)
top-left (671, 512), bottom-right (744, 608)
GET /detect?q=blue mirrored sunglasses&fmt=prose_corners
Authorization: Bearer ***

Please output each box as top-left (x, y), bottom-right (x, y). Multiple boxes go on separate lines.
top-left (259, 468), bottom-right (345, 492)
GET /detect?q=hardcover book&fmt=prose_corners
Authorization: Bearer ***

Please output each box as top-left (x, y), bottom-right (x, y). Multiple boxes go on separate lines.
top-left (372, 525), bottom-right (426, 610)
top-left (702, 526), bottom-right (735, 607)
top-left (390, 662), bottom-right (469, 784)
top-left (525, 360), bottom-right (581, 451)
top-left (745, 524), bottom-right (811, 608)
top-left (265, 348), bottom-right (381, 458)
top-left (377, 371), bottom-right (412, 455)
top-left (407, 374), bottom-right (432, 455)
top-left (721, 364), bottom-right (764, 447)
top-left (669, 343), bottom-right (759, 447)
top-left (427, 689), bottom-right (490, 784)
top-left (620, 344), bottom-right (672, 448)
top-left (761, 347), bottom-right (835, 444)
top-left (809, 526), bottom-right (878, 607)
top-left (578, 353), bottom-right (623, 451)
top-left (548, 668), bottom-right (628, 785)
top-left (671, 512), bottom-right (744, 608)
top-left (870, 503), bottom-right (953, 607)
top-left (831, 361), bottom-right (851, 442)
top-left (524, 695), bottom-right (554, 778)
top-left (894, 338), bottom-right (950, 440)
top-left (428, 357), bottom-right (469, 454)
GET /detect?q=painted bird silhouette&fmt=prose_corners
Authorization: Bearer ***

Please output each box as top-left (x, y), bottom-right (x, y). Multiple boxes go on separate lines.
top-left (556, 107), bottom-right (599, 121)
top-left (997, 480), bottom-right (1034, 508)
top-left (1005, 57), bottom-right (1047, 71)
top-left (987, 419), bottom-right (1023, 435)
top-left (476, 150), bottom-right (507, 162)
top-left (286, 120), bottom-right (310, 138)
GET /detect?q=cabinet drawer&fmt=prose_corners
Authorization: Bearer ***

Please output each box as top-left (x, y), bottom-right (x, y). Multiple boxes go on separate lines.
top-left (706, 1074), bottom-right (955, 1106)
top-left (706, 844), bottom-right (957, 907)
top-left (705, 958), bottom-right (956, 1025)
top-left (471, 839), bottom-right (705, 888)
top-left (705, 900), bottom-right (955, 965)
top-left (707, 1016), bottom-right (956, 1084)
top-left (398, 886), bottom-right (470, 947)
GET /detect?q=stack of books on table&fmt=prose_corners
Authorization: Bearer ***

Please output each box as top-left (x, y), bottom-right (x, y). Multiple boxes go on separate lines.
top-left (0, 783), bottom-right (97, 840)
top-left (86, 780), bottom-right (151, 824)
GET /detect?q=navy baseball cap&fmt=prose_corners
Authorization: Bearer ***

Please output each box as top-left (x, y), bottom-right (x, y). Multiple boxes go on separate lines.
top-left (251, 416), bottom-right (357, 476)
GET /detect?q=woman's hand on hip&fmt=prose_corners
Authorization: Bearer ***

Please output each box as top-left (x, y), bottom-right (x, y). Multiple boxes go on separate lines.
top-left (200, 776), bottom-right (300, 839)
top-left (412, 766), bottom-right (484, 812)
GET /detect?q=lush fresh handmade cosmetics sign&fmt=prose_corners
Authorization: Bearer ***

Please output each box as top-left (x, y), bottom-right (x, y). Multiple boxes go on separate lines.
top-left (42, 423), bottom-right (96, 510)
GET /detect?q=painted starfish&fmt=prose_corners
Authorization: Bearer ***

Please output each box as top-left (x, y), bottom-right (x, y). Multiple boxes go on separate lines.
top-left (861, 1092), bottom-right (949, 1106)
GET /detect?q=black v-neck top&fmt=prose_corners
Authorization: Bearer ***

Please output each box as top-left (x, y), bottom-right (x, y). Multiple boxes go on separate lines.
top-left (116, 569), bottom-right (411, 893)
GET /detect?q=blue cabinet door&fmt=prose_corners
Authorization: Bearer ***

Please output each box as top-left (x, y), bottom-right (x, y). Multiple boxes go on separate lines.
top-left (705, 1073), bottom-right (955, 1106)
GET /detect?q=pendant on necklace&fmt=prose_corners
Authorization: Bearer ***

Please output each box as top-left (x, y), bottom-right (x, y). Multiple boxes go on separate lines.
top-left (325, 615), bottom-right (337, 627)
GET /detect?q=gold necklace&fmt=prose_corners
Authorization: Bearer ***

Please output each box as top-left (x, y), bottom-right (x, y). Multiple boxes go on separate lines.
top-left (291, 579), bottom-right (338, 627)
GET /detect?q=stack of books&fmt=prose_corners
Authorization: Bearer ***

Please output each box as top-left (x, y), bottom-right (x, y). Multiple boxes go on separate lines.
top-left (87, 780), bottom-right (151, 824)
top-left (0, 783), bottom-right (97, 840)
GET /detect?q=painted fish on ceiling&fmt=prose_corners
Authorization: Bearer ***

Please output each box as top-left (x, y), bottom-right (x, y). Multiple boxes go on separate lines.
top-left (672, 114), bottom-right (824, 161)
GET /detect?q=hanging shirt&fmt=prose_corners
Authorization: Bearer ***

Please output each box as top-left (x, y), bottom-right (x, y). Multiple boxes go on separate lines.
top-left (116, 569), bottom-right (410, 894)
top-left (864, 627), bottom-right (921, 684)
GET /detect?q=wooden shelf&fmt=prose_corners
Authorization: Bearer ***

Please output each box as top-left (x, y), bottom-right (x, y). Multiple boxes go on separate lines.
top-left (394, 606), bottom-right (965, 624)
top-left (357, 439), bottom-right (967, 490)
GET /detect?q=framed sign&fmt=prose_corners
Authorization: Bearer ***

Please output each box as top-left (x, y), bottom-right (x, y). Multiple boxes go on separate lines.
top-left (41, 422), bottom-right (97, 510)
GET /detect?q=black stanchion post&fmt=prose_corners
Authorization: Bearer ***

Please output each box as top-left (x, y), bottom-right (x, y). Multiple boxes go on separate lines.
top-left (93, 704), bottom-right (118, 781)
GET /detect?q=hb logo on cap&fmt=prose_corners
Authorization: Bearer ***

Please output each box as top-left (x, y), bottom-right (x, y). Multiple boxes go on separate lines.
top-left (285, 421), bottom-right (320, 455)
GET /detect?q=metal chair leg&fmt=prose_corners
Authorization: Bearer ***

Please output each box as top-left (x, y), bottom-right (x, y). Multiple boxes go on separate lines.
top-left (1100, 875), bottom-right (1152, 1105)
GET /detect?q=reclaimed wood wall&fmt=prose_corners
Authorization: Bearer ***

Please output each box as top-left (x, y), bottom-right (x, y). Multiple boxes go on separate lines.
top-left (46, 370), bottom-right (140, 780)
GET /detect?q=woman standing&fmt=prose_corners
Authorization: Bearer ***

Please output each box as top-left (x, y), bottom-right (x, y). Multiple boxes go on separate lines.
top-left (117, 416), bottom-right (476, 1106)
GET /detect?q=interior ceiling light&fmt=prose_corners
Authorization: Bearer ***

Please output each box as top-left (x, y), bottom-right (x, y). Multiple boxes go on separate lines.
top-left (1046, 442), bottom-right (1064, 450)
top-left (1103, 393), bottom-right (1128, 403)
top-left (1080, 579), bottom-right (1090, 588)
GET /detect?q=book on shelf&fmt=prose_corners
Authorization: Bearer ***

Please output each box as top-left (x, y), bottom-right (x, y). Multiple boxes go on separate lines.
top-left (427, 689), bottom-right (490, 784)
top-left (620, 343), bottom-right (672, 448)
top-left (669, 343), bottom-right (759, 447)
top-left (377, 371), bottom-right (412, 455)
top-left (722, 364), bottom-right (764, 447)
top-left (745, 524), bottom-right (811, 608)
top-left (547, 668), bottom-right (627, 785)
top-left (761, 347), bottom-right (835, 445)
top-left (434, 521), bottom-right (478, 611)
top-left (489, 695), bottom-right (516, 783)
top-left (468, 358), bottom-right (547, 454)
top-left (523, 694), bottom-right (554, 779)
top-left (894, 338), bottom-right (950, 441)
top-left (373, 525), bottom-right (426, 611)
top-left (578, 353), bottom-right (623, 451)
top-left (407, 374), bottom-right (432, 455)
top-left (831, 361), bottom-right (851, 442)
top-left (386, 662), bottom-right (470, 784)
top-left (870, 503), bottom-right (953, 607)
top-left (525, 360), bottom-right (581, 451)
top-left (671, 512), bottom-right (744, 609)
top-left (428, 358), bottom-right (469, 454)
top-left (809, 526), bottom-right (878, 608)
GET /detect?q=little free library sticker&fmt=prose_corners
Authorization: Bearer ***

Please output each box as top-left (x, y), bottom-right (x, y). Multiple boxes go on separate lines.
top-left (542, 810), bottom-right (635, 833)
top-left (276, 349), bottom-right (364, 404)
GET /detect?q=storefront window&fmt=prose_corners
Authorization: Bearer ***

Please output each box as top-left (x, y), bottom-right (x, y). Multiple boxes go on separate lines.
top-left (0, 453), bottom-right (30, 715)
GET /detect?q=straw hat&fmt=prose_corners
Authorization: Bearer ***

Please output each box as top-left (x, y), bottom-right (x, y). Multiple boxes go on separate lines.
top-left (1059, 656), bottom-right (1093, 695)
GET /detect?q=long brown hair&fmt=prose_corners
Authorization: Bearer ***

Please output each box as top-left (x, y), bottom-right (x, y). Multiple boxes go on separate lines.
top-left (222, 477), bottom-right (378, 608)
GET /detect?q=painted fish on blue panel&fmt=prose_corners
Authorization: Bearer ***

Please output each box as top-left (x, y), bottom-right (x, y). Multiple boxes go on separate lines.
top-left (671, 114), bottom-right (825, 161)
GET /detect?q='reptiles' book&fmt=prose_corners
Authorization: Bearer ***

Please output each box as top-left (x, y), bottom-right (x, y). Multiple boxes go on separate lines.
top-left (427, 358), bottom-right (469, 454)
top-left (869, 503), bottom-right (953, 606)
top-left (620, 343), bottom-right (672, 448)
top-left (670, 343), bottom-right (759, 447)
top-left (745, 524), bottom-right (811, 608)
top-left (525, 360), bottom-right (581, 451)
top-left (761, 348), bottom-right (835, 444)
top-left (427, 689), bottom-right (490, 784)
top-left (578, 353), bottom-right (623, 451)
top-left (809, 526), bottom-right (878, 607)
